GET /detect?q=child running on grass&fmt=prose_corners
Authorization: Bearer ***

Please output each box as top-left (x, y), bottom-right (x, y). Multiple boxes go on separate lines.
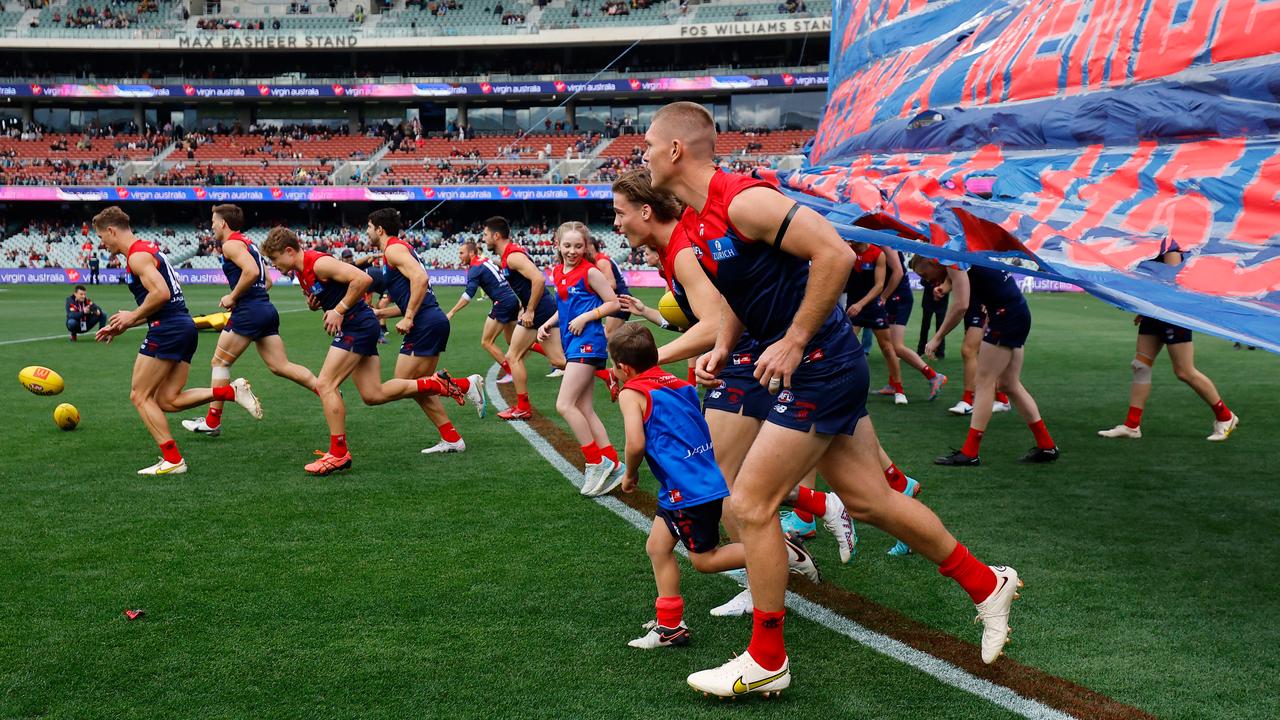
top-left (609, 323), bottom-right (820, 649)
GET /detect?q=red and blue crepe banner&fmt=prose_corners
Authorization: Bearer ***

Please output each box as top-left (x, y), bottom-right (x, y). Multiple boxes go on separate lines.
top-left (773, 0), bottom-right (1280, 353)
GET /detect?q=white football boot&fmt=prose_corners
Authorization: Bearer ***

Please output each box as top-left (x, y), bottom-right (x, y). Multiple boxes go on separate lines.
top-left (465, 373), bottom-right (487, 419)
top-left (784, 536), bottom-right (821, 583)
top-left (230, 378), bottom-right (263, 419)
top-left (1207, 413), bottom-right (1239, 442)
top-left (688, 652), bottom-right (790, 698)
top-left (894, 393), bottom-right (908, 405)
top-left (496, 372), bottom-right (514, 384)
top-left (1098, 424), bottom-right (1141, 439)
top-left (819, 492), bottom-right (857, 564)
top-left (628, 620), bottom-right (691, 649)
top-left (181, 417), bottom-right (221, 437)
top-left (948, 400), bottom-right (974, 416)
top-left (545, 368), bottom-right (564, 378)
top-left (138, 457), bottom-right (188, 476)
top-left (992, 400), bottom-right (1012, 413)
top-left (709, 588), bottom-right (753, 617)
top-left (422, 438), bottom-right (466, 455)
top-left (974, 565), bottom-right (1022, 664)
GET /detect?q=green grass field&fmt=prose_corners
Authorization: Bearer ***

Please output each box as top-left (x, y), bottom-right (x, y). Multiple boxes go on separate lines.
top-left (1, 284), bottom-right (1276, 719)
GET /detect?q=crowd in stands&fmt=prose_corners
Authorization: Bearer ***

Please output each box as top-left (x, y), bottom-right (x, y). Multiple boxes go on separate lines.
top-left (403, 0), bottom-right (462, 15)
top-left (33, 0), bottom-right (161, 30)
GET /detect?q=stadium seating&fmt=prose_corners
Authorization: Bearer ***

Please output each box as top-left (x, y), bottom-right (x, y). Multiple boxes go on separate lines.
top-left (388, 133), bottom-right (597, 160)
top-left (181, 134), bottom-right (383, 161)
top-left (373, 160), bottom-right (550, 185)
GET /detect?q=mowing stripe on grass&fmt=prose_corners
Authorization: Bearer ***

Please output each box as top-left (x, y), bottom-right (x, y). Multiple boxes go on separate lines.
top-left (485, 366), bottom-right (1080, 720)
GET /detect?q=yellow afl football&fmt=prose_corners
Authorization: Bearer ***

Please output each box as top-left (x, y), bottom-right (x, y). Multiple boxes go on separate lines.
top-left (53, 403), bottom-right (80, 431)
top-left (657, 292), bottom-right (690, 332)
top-left (18, 365), bottom-right (65, 396)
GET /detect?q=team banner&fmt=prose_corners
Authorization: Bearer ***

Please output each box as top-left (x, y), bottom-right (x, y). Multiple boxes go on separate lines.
top-left (0, 72), bottom-right (826, 100)
top-left (0, 184), bottom-right (614, 202)
top-left (774, 0), bottom-right (1280, 353)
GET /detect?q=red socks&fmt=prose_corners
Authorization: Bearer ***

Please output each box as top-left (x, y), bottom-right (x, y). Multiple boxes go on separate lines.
top-left (794, 510), bottom-right (815, 523)
top-left (204, 406), bottom-right (223, 429)
top-left (500, 360), bottom-right (511, 375)
top-left (961, 428), bottom-right (984, 457)
top-left (884, 463), bottom-right (907, 493)
top-left (600, 445), bottom-right (619, 464)
top-left (996, 391), bottom-right (1010, 404)
top-left (438, 423), bottom-right (461, 443)
top-left (792, 486), bottom-right (828, 517)
top-left (581, 442), bottom-right (602, 464)
top-left (516, 393), bottom-right (531, 412)
top-left (1124, 405), bottom-right (1143, 429)
top-left (962, 389), bottom-right (975, 405)
top-left (921, 365), bottom-right (937, 380)
top-left (1028, 419), bottom-right (1055, 449)
top-left (656, 596), bottom-right (684, 628)
top-left (890, 379), bottom-right (905, 394)
top-left (211, 385), bottom-right (235, 402)
top-left (939, 543), bottom-right (997, 604)
top-left (451, 375), bottom-right (471, 393)
top-left (416, 376), bottom-right (447, 395)
top-left (747, 609), bottom-right (787, 671)
top-left (530, 342), bottom-right (546, 357)
top-left (330, 434), bottom-right (348, 457)
top-left (1211, 400), bottom-right (1232, 422)
top-left (159, 439), bottom-right (182, 464)
top-left (594, 368), bottom-right (613, 384)
top-left (687, 366), bottom-right (697, 383)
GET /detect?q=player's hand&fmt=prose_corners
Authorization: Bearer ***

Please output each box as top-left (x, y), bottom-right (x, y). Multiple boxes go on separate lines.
top-left (694, 348), bottom-right (728, 387)
top-left (567, 314), bottom-right (588, 336)
top-left (519, 309), bottom-right (536, 328)
top-left (323, 309), bottom-right (344, 335)
top-left (94, 326), bottom-right (118, 343)
top-left (932, 285), bottom-right (947, 301)
top-left (306, 294), bottom-right (322, 311)
top-left (395, 316), bottom-right (414, 335)
top-left (446, 311), bottom-right (455, 321)
top-left (846, 303), bottom-right (863, 318)
top-left (110, 310), bottom-right (136, 329)
top-left (537, 324), bottom-right (552, 343)
top-left (755, 336), bottom-right (804, 391)
top-left (621, 468), bottom-right (640, 493)
top-left (924, 337), bottom-right (940, 359)
top-left (219, 294), bottom-right (236, 310)
top-left (618, 294), bottom-right (647, 314)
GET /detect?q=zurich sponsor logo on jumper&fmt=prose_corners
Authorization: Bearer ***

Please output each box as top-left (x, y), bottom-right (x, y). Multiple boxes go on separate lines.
top-left (709, 237), bottom-right (738, 262)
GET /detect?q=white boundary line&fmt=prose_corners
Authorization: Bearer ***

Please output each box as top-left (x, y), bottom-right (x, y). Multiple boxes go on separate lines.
top-left (0, 308), bottom-right (310, 347)
top-left (484, 364), bottom-right (1078, 720)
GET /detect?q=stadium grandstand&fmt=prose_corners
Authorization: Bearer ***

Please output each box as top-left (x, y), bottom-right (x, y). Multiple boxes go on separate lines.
top-left (0, 0), bottom-right (830, 268)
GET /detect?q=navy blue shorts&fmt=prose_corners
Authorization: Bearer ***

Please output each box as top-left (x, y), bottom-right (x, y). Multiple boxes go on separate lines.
top-left (226, 301), bottom-right (280, 340)
top-left (139, 315), bottom-right (199, 364)
top-left (609, 310), bottom-right (632, 322)
top-left (964, 301), bottom-right (986, 330)
top-left (569, 356), bottom-right (606, 368)
top-left (1138, 316), bottom-right (1192, 345)
top-left (850, 300), bottom-right (890, 331)
top-left (768, 338), bottom-right (869, 436)
top-left (983, 303), bottom-right (1032, 348)
top-left (489, 300), bottom-right (520, 324)
top-left (658, 499), bottom-right (723, 554)
top-left (520, 296), bottom-right (558, 329)
top-left (401, 308), bottom-right (450, 357)
top-left (884, 289), bottom-right (913, 326)
top-left (703, 362), bottom-right (774, 421)
top-left (332, 307), bottom-right (381, 357)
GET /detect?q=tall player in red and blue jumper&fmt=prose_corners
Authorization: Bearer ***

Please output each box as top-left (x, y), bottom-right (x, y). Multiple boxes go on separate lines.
top-left (483, 216), bottom-right (568, 420)
top-left (365, 209), bottom-right (486, 455)
top-left (182, 204), bottom-right (318, 438)
top-left (646, 103), bottom-right (1022, 697)
top-left (260, 227), bottom-right (481, 475)
top-left (611, 169), bottom-right (855, 619)
top-left (1097, 240), bottom-right (1238, 441)
top-left (609, 323), bottom-right (820, 650)
top-left (536, 222), bottom-right (627, 495)
top-left (914, 256), bottom-right (1060, 466)
top-left (91, 206), bottom-right (263, 475)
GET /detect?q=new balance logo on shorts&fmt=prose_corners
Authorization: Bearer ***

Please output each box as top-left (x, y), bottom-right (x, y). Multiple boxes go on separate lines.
top-left (581, 343), bottom-right (594, 354)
